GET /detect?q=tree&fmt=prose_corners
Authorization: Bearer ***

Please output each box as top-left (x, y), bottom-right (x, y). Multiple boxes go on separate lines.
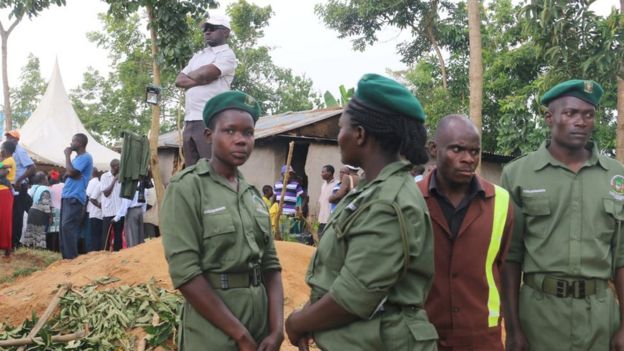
top-left (315, 0), bottom-right (455, 90)
top-left (10, 53), bottom-right (46, 127)
top-left (522, 0), bottom-right (624, 154)
top-left (227, 0), bottom-right (319, 114)
top-left (0, 0), bottom-right (66, 132)
top-left (617, 0), bottom-right (624, 162)
top-left (467, 0), bottom-right (483, 132)
top-left (103, 0), bottom-right (216, 206)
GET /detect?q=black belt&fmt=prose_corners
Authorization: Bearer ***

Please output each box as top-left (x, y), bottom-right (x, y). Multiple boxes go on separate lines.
top-left (524, 274), bottom-right (607, 299)
top-left (204, 266), bottom-right (263, 290)
top-left (380, 302), bottom-right (421, 314)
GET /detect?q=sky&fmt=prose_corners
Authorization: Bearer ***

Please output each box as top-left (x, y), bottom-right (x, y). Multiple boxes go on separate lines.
top-left (0, 0), bottom-right (620, 105)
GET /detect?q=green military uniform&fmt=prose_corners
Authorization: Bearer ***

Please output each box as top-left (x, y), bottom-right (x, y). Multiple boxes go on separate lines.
top-left (306, 160), bottom-right (438, 350)
top-left (161, 160), bottom-right (281, 350)
top-left (161, 90), bottom-right (280, 350)
top-left (502, 80), bottom-right (624, 350)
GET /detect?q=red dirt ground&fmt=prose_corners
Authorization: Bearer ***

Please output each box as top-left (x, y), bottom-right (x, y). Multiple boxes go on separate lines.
top-left (0, 238), bottom-right (315, 350)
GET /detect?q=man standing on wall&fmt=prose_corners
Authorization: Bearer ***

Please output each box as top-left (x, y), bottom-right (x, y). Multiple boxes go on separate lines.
top-left (175, 14), bottom-right (237, 167)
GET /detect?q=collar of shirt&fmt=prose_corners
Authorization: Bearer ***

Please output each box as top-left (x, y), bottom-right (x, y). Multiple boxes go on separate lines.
top-left (204, 44), bottom-right (230, 54)
top-left (428, 169), bottom-right (485, 205)
top-left (195, 159), bottom-right (251, 193)
top-left (532, 140), bottom-right (609, 172)
top-left (356, 160), bottom-right (410, 192)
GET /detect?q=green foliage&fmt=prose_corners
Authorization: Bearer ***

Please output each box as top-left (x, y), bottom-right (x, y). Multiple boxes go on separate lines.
top-left (10, 53), bottom-right (46, 127)
top-left (0, 0), bottom-right (66, 19)
top-left (387, 0), bottom-right (623, 155)
top-left (322, 84), bottom-right (354, 107)
top-left (227, 0), bottom-right (319, 114)
top-left (0, 278), bottom-right (183, 350)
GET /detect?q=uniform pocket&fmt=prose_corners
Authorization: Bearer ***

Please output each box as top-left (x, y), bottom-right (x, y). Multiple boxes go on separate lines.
top-left (521, 195), bottom-right (551, 237)
top-left (254, 214), bottom-right (271, 246)
top-left (601, 198), bottom-right (624, 244)
top-left (202, 211), bottom-right (237, 262)
top-left (405, 319), bottom-right (438, 341)
top-left (203, 212), bottom-right (235, 238)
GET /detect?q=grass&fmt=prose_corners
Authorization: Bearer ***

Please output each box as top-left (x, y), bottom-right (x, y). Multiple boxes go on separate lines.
top-left (0, 247), bottom-right (61, 284)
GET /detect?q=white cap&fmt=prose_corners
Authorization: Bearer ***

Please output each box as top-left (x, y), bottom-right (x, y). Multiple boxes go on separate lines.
top-left (205, 15), bottom-right (231, 30)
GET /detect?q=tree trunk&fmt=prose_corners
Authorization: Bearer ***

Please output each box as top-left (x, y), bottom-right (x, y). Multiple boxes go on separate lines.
top-left (0, 19), bottom-right (19, 132)
top-left (617, 0), bottom-right (624, 162)
top-left (468, 0), bottom-right (483, 172)
top-left (146, 4), bottom-right (165, 208)
top-left (426, 25), bottom-right (448, 91)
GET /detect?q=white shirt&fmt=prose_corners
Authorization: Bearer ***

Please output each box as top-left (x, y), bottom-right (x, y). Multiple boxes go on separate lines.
top-left (114, 191), bottom-right (147, 222)
top-left (100, 171), bottom-right (122, 218)
top-left (182, 44), bottom-right (237, 121)
top-left (86, 177), bottom-right (103, 219)
top-left (318, 178), bottom-right (338, 224)
top-left (143, 187), bottom-right (159, 226)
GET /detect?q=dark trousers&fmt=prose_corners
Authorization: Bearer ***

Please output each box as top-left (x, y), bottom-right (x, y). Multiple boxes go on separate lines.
top-left (102, 216), bottom-right (124, 251)
top-left (12, 183), bottom-right (32, 249)
top-left (60, 198), bottom-right (83, 259)
top-left (144, 223), bottom-right (159, 238)
top-left (89, 218), bottom-right (103, 252)
top-left (183, 120), bottom-right (212, 167)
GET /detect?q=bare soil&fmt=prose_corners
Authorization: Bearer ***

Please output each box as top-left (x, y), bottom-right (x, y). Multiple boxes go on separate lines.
top-left (0, 238), bottom-right (315, 350)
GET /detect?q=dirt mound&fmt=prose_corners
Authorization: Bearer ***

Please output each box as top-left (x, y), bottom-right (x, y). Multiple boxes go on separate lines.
top-left (0, 238), bottom-right (314, 350)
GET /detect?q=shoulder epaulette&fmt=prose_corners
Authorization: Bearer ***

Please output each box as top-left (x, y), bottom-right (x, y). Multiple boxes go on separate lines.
top-left (169, 165), bottom-right (198, 183)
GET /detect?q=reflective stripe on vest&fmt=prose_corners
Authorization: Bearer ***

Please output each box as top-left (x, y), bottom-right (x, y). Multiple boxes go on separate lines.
top-left (485, 185), bottom-right (510, 327)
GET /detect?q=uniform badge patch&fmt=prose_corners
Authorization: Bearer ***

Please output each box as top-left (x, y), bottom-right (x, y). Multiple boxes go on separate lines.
top-left (609, 175), bottom-right (624, 200)
top-left (584, 81), bottom-right (593, 94)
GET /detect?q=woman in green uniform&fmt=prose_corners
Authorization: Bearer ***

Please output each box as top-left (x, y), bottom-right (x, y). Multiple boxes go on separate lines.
top-left (285, 73), bottom-right (438, 350)
top-left (161, 91), bottom-right (284, 351)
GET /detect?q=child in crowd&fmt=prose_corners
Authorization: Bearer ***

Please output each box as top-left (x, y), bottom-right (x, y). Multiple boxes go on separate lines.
top-left (0, 141), bottom-right (16, 258)
top-left (0, 148), bottom-right (12, 189)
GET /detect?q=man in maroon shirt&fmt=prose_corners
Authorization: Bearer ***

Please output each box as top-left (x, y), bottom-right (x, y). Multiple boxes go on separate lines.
top-left (418, 115), bottom-right (513, 350)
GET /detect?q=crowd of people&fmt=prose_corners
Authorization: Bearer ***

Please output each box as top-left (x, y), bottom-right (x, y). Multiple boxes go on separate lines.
top-left (0, 131), bottom-right (159, 261)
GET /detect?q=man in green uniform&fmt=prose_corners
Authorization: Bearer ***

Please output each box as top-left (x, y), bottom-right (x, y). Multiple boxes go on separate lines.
top-left (161, 91), bottom-right (284, 351)
top-left (285, 74), bottom-right (437, 350)
top-left (501, 80), bottom-right (624, 351)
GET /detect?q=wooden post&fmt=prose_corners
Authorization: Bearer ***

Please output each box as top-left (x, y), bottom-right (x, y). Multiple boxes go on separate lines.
top-left (16, 283), bottom-right (72, 351)
top-left (146, 4), bottom-right (165, 208)
top-left (274, 141), bottom-right (295, 241)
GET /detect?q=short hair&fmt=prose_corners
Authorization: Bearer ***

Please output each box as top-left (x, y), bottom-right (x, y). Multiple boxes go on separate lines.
top-left (1, 141), bottom-right (16, 155)
top-left (323, 165), bottom-right (335, 175)
top-left (32, 171), bottom-right (47, 184)
top-left (262, 185), bottom-right (273, 196)
top-left (74, 133), bottom-right (88, 147)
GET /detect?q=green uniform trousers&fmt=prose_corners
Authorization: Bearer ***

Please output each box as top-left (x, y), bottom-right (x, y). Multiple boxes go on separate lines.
top-left (313, 308), bottom-right (438, 351)
top-left (178, 284), bottom-right (269, 350)
top-left (519, 284), bottom-right (619, 351)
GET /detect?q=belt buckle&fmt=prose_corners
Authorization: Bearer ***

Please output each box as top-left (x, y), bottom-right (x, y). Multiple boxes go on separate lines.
top-left (573, 280), bottom-right (587, 298)
top-left (555, 279), bottom-right (569, 298)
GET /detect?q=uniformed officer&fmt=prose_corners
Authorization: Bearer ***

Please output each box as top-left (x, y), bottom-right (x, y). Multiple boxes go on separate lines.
top-left (285, 73), bottom-right (438, 350)
top-left (501, 80), bottom-right (624, 351)
top-left (161, 91), bottom-right (284, 351)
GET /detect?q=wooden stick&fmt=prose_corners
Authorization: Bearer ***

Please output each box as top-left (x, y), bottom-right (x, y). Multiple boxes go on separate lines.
top-left (0, 328), bottom-right (87, 347)
top-left (16, 283), bottom-right (72, 351)
top-left (274, 141), bottom-right (295, 241)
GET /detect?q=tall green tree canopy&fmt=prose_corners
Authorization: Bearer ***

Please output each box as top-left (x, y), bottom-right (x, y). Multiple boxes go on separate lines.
top-left (10, 53), bottom-right (46, 128)
top-left (380, 0), bottom-right (623, 156)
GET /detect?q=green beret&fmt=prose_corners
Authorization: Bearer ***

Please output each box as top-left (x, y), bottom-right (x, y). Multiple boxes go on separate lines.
top-left (353, 73), bottom-right (425, 122)
top-left (541, 79), bottom-right (604, 107)
top-left (202, 90), bottom-right (262, 126)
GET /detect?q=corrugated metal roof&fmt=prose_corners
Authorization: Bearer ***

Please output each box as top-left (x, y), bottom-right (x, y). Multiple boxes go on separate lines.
top-left (158, 107), bottom-right (343, 148)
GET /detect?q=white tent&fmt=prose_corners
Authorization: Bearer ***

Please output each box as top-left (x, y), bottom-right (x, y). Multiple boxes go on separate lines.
top-left (19, 60), bottom-right (119, 170)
